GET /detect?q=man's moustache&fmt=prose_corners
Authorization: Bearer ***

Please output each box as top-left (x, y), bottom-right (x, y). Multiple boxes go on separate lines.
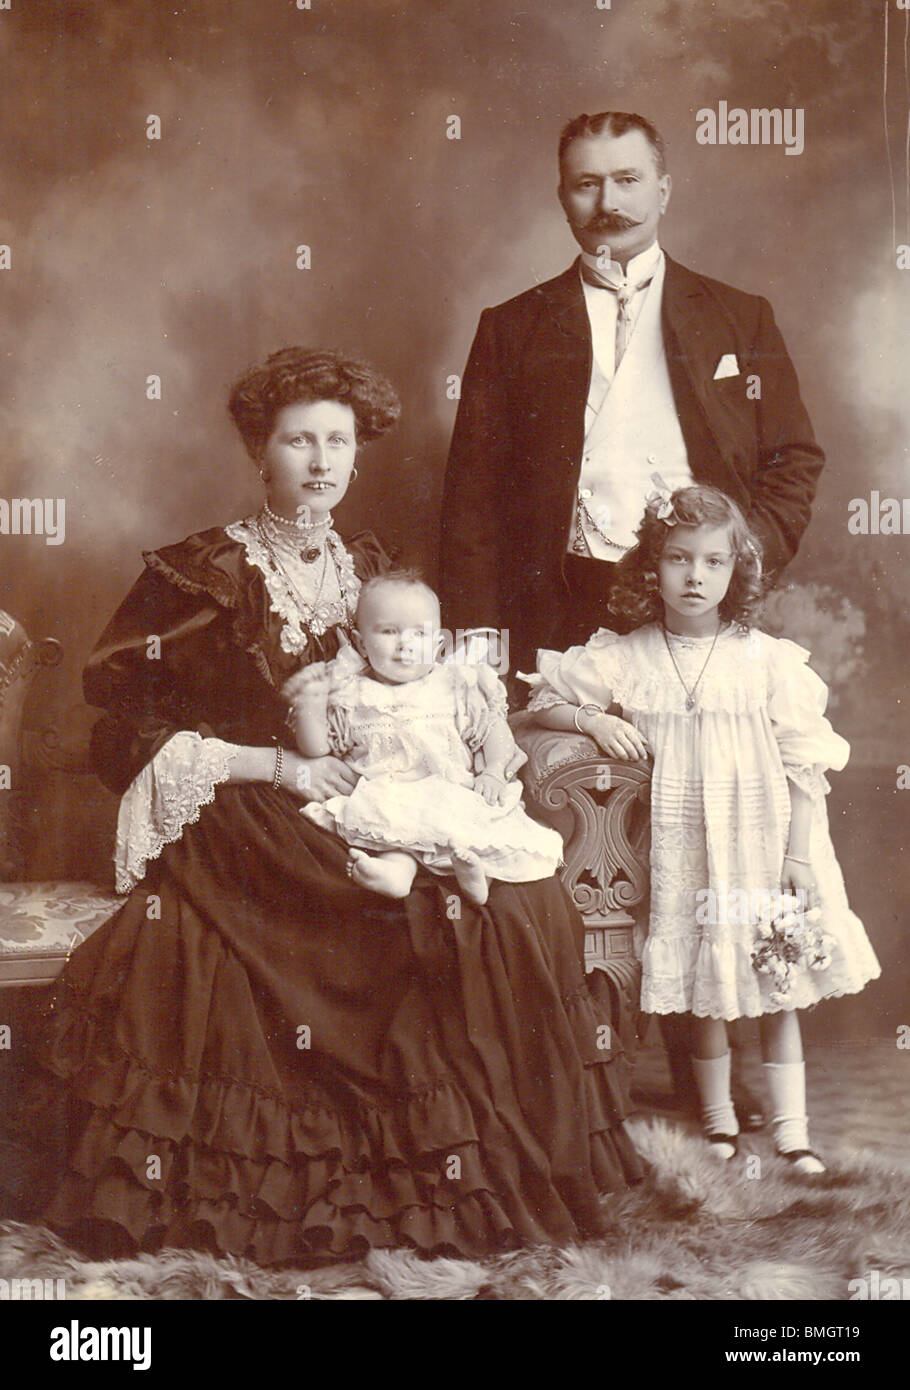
top-left (586, 214), bottom-right (641, 232)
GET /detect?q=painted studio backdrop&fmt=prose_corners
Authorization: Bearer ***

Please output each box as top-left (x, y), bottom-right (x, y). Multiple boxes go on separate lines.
top-left (0, 0), bottom-right (907, 1035)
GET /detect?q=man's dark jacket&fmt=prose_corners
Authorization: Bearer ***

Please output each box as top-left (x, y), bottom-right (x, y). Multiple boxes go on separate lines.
top-left (439, 255), bottom-right (824, 673)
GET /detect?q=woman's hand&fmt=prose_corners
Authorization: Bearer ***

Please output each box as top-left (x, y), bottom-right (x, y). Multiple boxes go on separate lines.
top-left (283, 752), bottom-right (358, 803)
top-left (588, 713), bottom-right (650, 761)
top-left (780, 855), bottom-right (817, 910)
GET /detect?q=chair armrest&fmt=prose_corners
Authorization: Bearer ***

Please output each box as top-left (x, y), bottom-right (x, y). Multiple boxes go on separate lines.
top-left (0, 608), bottom-right (105, 884)
top-left (511, 711), bottom-right (651, 1038)
top-left (511, 710), bottom-right (651, 928)
top-left (0, 612), bottom-right (64, 878)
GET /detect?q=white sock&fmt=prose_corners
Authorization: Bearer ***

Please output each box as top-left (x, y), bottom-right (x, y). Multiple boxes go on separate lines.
top-left (763, 1060), bottom-right (811, 1153)
top-left (692, 1053), bottom-right (739, 1138)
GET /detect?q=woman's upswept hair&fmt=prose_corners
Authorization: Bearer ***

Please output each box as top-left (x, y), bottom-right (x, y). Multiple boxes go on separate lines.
top-left (228, 346), bottom-right (401, 460)
top-left (608, 484), bottom-right (765, 628)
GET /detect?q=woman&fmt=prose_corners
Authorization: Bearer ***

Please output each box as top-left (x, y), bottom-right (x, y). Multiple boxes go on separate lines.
top-left (10, 347), bottom-right (643, 1265)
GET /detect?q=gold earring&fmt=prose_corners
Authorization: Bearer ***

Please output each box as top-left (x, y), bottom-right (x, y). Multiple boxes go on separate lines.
top-left (351, 467), bottom-right (359, 482)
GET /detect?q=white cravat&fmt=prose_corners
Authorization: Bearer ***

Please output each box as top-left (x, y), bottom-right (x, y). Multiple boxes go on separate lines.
top-left (579, 240), bottom-right (663, 419)
top-left (570, 243), bottom-right (694, 558)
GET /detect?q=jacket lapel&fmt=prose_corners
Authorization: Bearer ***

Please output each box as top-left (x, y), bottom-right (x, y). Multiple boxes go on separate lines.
top-left (541, 259), bottom-right (591, 346)
top-left (661, 254), bottom-right (748, 501)
top-left (662, 256), bottom-right (717, 385)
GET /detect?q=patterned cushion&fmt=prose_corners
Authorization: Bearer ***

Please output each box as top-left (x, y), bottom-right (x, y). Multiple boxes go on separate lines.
top-left (0, 881), bottom-right (123, 985)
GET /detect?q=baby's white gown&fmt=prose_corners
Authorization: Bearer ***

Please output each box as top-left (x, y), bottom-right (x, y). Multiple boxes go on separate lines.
top-left (304, 650), bottom-right (563, 884)
top-left (526, 624), bottom-right (880, 1018)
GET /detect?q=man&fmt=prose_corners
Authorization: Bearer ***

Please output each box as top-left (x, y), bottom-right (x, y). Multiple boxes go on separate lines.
top-left (439, 111), bottom-right (825, 1123)
top-left (439, 110), bottom-right (824, 680)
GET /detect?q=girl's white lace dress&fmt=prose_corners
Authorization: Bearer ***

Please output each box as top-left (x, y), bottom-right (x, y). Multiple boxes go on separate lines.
top-left (525, 624), bottom-right (880, 1018)
top-left (304, 649), bottom-right (563, 883)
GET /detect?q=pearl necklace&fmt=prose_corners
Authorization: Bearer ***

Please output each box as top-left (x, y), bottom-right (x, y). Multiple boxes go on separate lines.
top-left (261, 502), bottom-right (333, 563)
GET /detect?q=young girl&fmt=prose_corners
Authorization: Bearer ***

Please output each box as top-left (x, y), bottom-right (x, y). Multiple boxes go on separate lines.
top-left (284, 571), bottom-right (563, 906)
top-left (523, 482), bottom-right (880, 1173)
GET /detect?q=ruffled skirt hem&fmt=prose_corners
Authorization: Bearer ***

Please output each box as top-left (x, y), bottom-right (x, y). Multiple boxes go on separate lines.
top-left (5, 780), bottom-right (644, 1265)
top-left (12, 1033), bottom-right (642, 1266)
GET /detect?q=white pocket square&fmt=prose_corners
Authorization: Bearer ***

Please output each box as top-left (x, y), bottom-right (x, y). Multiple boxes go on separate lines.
top-left (713, 353), bottom-right (740, 380)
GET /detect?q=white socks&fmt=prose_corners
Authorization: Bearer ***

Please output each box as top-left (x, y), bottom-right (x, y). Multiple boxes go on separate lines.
top-left (692, 1052), bottom-right (739, 1143)
top-left (692, 1054), bottom-right (825, 1174)
top-left (763, 1059), bottom-right (810, 1153)
top-left (763, 1060), bottom-right (825, 1173)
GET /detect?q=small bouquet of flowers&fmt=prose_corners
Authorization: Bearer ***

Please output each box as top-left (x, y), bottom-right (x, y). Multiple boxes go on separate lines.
top-left (751, 891), bottom-right (835, 1006)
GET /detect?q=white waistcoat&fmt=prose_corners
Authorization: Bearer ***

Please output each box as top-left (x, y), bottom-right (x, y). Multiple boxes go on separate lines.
top-left (569, 254), bottom-right (694, 558)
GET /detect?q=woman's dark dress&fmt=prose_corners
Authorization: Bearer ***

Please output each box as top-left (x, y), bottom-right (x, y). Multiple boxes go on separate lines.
top-left (14, 526), bottom-right (643, 1265)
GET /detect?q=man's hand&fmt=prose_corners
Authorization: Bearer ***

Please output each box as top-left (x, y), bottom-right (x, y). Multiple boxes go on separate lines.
top-left (588, 713), bottom-right (650, 762)
top-left (284, 753), bottom-right (358, 803)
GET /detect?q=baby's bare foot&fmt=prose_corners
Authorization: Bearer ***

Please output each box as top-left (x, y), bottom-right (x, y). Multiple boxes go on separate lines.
top-left (452, 850), bottom-right (489, 907)
top-left (348, 849), bottom-right (417, 899)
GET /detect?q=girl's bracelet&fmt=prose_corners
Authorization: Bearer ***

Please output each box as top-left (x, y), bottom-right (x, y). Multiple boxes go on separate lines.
top-left (784, 852), bottom-right (810, 866)
top-left (273, 746), bottom-right (284, 791)
top-left (574, 703), bottom-right (605, 735)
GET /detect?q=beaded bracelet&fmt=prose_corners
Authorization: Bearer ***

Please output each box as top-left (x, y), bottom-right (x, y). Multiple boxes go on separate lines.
top-left (273, 746), bottom-right (284, 791)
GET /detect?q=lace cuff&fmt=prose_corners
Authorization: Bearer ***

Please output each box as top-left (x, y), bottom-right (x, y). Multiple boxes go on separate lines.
top-left (524, 683), bottom-right (577, 715)
top-left (114, 732), bottom-right (240, 892)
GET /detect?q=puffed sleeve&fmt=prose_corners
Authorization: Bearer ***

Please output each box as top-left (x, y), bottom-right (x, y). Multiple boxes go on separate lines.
top-left (519, 628), bottom-right (627, 714)
top-left (766, 637), bottom-right (849, 797)
top-left (84, 563), bottom-right (228, 794)
top-left (84, 562), bottom-right (249, 889)
top-left (346, 530), bottom-right (394, 582)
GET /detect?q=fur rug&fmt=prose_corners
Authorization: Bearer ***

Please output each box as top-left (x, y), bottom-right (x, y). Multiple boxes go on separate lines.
top-left (2, 1120), bottom-right (909, 1300)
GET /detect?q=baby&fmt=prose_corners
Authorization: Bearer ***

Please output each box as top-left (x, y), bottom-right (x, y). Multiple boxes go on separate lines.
top-left (283, 572), bottom-right (562, 905)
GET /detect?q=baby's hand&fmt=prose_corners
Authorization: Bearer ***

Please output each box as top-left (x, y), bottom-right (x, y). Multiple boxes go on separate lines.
top-left (287, 662), bottom-right (330, 700)
top-left (588, 713), bottom-right (650, 762)
top-left (474, 769), bottom-right (509, 807)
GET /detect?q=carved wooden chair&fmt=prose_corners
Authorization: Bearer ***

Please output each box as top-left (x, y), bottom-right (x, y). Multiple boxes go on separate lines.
top-left (0, 611), bottom-right (121, 986)
top-left (511, 710), bottom-right (651, 1030)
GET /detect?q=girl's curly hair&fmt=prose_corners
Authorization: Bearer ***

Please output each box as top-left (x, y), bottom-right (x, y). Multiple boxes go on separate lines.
top-left (228, 346), bottom-right (401, 460)
top-left (608, 484), bottom-right (765, 628)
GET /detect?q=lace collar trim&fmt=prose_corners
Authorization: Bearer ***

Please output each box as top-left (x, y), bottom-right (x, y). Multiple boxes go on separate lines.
top-left (336, 663), bottom-right (450, 709)
top-left (225, 514), bottom-right (361, 656)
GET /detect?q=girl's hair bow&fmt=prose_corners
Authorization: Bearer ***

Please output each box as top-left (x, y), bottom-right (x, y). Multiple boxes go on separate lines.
top-left (644, 472), bottom-right (678, 525)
